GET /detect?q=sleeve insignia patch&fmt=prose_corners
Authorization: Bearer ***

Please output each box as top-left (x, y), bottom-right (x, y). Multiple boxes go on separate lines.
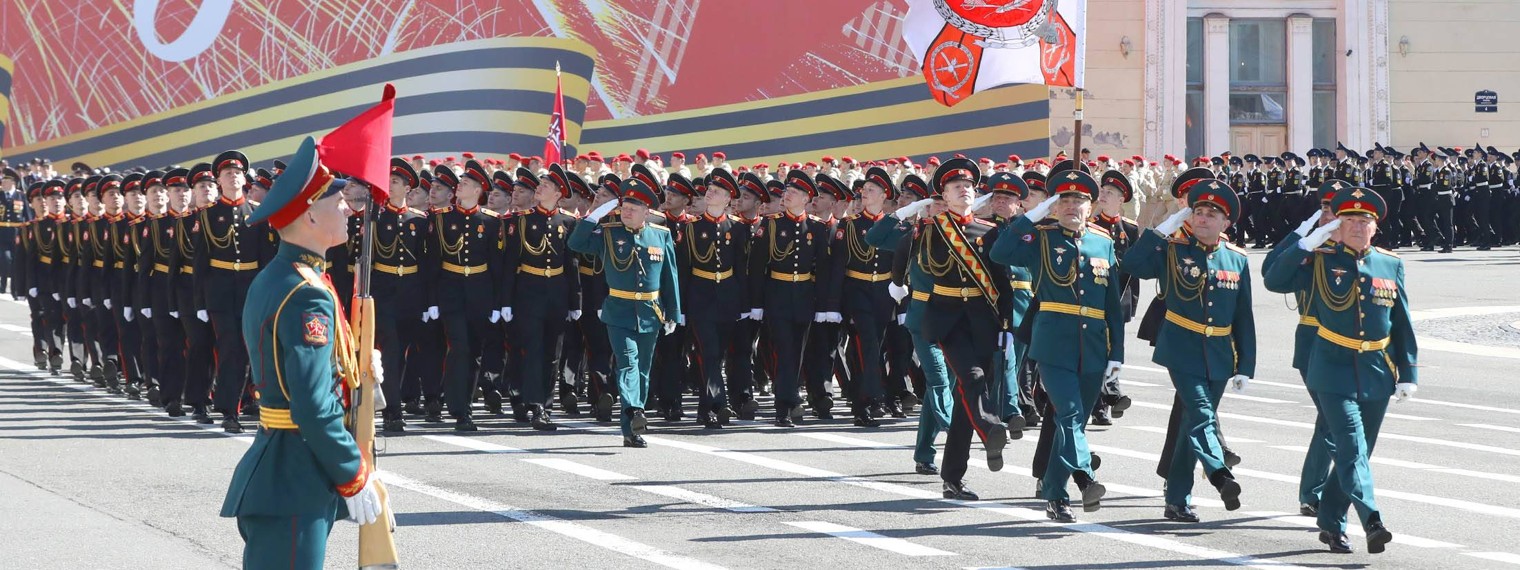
top-left (302, 312), bottom-right (331, 346)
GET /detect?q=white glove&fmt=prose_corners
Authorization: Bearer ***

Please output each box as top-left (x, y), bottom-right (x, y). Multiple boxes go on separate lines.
top-left (141, 307), bottom-right (152, 319)
top-left (1102, 361), bottom-right (1122, 384)
top-left (585, 199), bottom-right (618, 221)
top-left (52, 292), bottom-right (60, 301)
top-left (894, 198), bottom-right (934, 220)
top-left (1228, 374), bottom-right (1250, 393)
top-left (971, 191), bottom-right (995, 211)
top-left (196, 310), bottom-right (208, 322)
top-left (501, 307), bottom-right (514, 323)
top-left (66, 297), bottom-right (76, 308)
top-left (103, 299), bottom-right (112, 310)
top-left (421, 311), bottom-right (431, 322)
top-left (738, 312), bottom-right (751, 321)
top-left (124, 308), bottom-right (134, 322)
top-left (169, 311), bottom-right (179, 319)
top-left (677, 314), bottom-right (686, 326)
top-left (663, 321), bottom-right (677, 335)
top-left (28, 288), bottom-right (37, 298)
top-left (813, 312), bottom-right (828, 323)
top-left (567, 310), bottom-right (582, 321)
top-left (1293, 211), bottom-right (1320, 237)
top-left (1298, 219), bottom-right (1341, 251)
top-left (888, 282), bottom-right (909, 302)
top-left (1394, 383), bottom-right (1418, 403)
top-left (824, 312), bottom-right (843, 323)
top-left (370, 349), bottom-right (385, 385)
top-left (1261, 196), bottom-right (1269, 204)
top-left (82, 298), bottom-right (93, 308)
top-left (597, 310), bottom-right (603, 319)
top-left (343, 472), bottom-right (385, 526)
top-left (749, 308), bottom-right (764, 321)
top-left (427, 306), bottom-right (439, 321)
top-left (489, 310), bottom-right (501, 324)
top-left (896, 313), bottom-right (906, 325)
top-left (1023, 194), bottom-right (1060, 222)
top-left (1155, 208), bottom-right (1192, 236)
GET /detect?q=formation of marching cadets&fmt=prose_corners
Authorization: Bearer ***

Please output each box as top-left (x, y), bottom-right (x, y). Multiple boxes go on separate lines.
top-left (2, 144), bottom-right (1422, 554)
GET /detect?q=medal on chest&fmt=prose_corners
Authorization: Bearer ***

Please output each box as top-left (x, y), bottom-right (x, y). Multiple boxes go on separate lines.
top-left (647, 245), bottom-right (663, 262)
top-left (1331, 267), bottom-right (1347, 286)
top-left (1054, 246), bottom-right (1067, 265)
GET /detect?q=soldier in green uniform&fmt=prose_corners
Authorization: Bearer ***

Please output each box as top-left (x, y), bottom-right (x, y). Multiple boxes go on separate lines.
top-left (977, 172), bottom-right (1033, 435)
top-left (1124, 179), bottom-right (1254, 523)
top-left (568, 178), bottom-right (680, 448)
top-left (1264, 187), bottom-right (1417, 555)
top-left (222, 136), bottom-right (386, 569)
top-left (991, 169), bottom-right (1123, 523)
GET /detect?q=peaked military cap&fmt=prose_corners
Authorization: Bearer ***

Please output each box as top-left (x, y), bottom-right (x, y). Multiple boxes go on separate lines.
top-left (986, 171), bottom-right (1028, 198)
top-left (931, 157), bottom-right (980, 195)
top-left (248, 136), bottom-right (348, 228)
top-left (432, 164), bottom-right (460, 191)
top-left (1171, 166), bottom-right (1216, 198)
top-left (97, 174), bottom-right (123, 196)
top-left (815, 173), bottom-right (850, 201)
top-left (252, 168), bottom-right (275, 190)
top-left (1187, 179), bottom-right (1239, 222)
top-left (1317, 179), bottom-right (1353, 204)
top-left (621, 177), bottom-right (660, 208)
top-left (540, 163), bottom-right (571, 198)
top-left (214, 150), bottom-right (249, 175)
top-left (188, 163), bottom-right (215, 186)
top-left (863, 166), bottom-right (897, 200)
top-left (707, 167), bottom-right (740, 198)
top-left (599, 173), bottom-right (623, 194)
top-left (122, 172), bottom-right (145, 194)
top-left (784, 169), bottom-right (817, 197)
top-left (1, 168), bottom-right (19, 183)
top-left (665, 171), bottom-right (698, 198)
top-left (1020, 171), bottom-right (1047, 195)
top-left (1332, 187), bottom-right (1385, 220)
top-left (629, 164), bottom-right (660, 192)
top-left (1099, 170), bottom-right (1133, 202)
top-left (390, 158), bottom-right (418, 188)
top-left (1049, 169), bottom-right (1099, 201)
top-left (900, 173), bottom-right (931, 200)
top-left (565, 170), bottom-right (593, 200)
top-left (511, 167), bottom-right (538, 191)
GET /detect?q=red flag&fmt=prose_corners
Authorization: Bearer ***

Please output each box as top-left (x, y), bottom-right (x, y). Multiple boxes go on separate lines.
top-left (319, 83), bottom-right (396, 201)
top-left (543, 63), bottom-right (565, 166)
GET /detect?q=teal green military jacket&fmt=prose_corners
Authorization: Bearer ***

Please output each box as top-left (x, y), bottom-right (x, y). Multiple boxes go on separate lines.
top-left (991, 217), bottom-right (1124, 373)
top-left (1123, 230), bottom-right (1256, 380)
top-left (1264, 242), bottom-right (1418, 399)
top-left (1263, 234), bottom-right (1332, 372)
top-left (569, 217), bottom-right (680, 334)
top-left (222, 243), bottom-right (367, 519)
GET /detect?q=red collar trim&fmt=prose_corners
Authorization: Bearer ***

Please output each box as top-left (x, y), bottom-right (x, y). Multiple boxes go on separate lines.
top-left (219, 196), bottom-right (245, 207)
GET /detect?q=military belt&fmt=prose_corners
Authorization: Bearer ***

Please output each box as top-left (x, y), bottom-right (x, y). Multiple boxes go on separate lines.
top-left (578, 265), bottom-right (599, 276)
top-left (608, 288), bottom-right (659, 301)
top-left (931, 284), bottom-right (983, 299)
top-left (1010, 280), bottom-right (1033, 291)
top-left (179, 266), bottom-right (194, 275)
top-left (518, 264), bottom-right (564, 278)
top-left (113, 262), bottom-right (125, 269)
top-left (692, 268), bottom-right (734, 282)
top-left (910, 291), bottom-right (931, 302)
top-left (38, 255), bottom-right (52, 264)
top-left (92, 260), bottom-right (104, 268)
top-left (259, 407), bottom-right (298, 430)
top-left (153, 263), bottom-right (170, 274)
top-left (1165, 310), bottom-right (1233, 337)
top-left (0, 222), bottom-right (23, 228)
top-left (845, 270), bottom-right (891, 283)
top-left (770, 271), bottom-right (814, 282)
top-left (1298, 315), bottom-right (1320, 327)
top-left (1436, 191), bottom-right (1452, 196)
top-left (1317, 327), bottom-right (1390, 353)
top-left (210, 259), bottom-right (259, 271)
top-left (1040, 301), bottom-right (1106, 320)
top-left (372, 262), bottom-right (418, 276)
top-left (441, 261), bottom-right (488, 276)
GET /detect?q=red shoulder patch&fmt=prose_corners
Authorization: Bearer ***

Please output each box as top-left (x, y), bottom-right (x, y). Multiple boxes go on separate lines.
top-left (302, 313), bottom-right (330, 346)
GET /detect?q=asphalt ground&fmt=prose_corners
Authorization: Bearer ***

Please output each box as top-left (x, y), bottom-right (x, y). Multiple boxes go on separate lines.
top-left (1, 246), bottom-right (1518, 569)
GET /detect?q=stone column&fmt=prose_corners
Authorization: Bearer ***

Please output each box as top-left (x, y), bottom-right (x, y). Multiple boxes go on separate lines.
top-left (1287, 14), bottom-right (1315, 153)
top-left (1143, 0), bottom-right (1188, 160)
top-left (1204, 13), bottom-right (1231, 154)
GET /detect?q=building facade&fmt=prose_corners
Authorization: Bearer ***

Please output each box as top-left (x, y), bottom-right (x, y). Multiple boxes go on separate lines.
top-left (1052, 0), bottom-right (1520, 160)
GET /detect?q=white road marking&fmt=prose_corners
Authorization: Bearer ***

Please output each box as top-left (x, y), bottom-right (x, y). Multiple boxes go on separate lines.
top-left (784, 521), bottom-right (955, 556)
top-left (1460, 423), bottom-right (1520, 434)
top-left (796, 432), bottom-right (906, 449)
top-left (1242, 511), bottom-right (1465, 549)
top-left (1223, 393), bottom-right (1297, 404)
top-left (1410, 399), bottom-right (1520, 416)
top-left (1466, 551), bottom-right (1520, 566)
top-left (421, 434), bottom-right (524, 453)
top-left (0, 323), bottom-right (33, 336)
top-left (1381, 412), bottom-right (1438, 421)
top-left (522, 458), bottom-right (636, 481)
top-left (629, 485), bottom-right (777, 513)
top-left (1123, 425), bottom-right (1261, 443)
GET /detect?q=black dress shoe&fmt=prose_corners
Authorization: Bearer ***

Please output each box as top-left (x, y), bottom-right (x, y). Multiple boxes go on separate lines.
top-left (868, 403), bottom-right (885, 419)
top-left (1091, 407), bottom-right (1113, 426)
top-left (942, 480), bottom-right (979, 501)
top-left (1091, 453), bottom-right (1102, 472)
top-left (1005, 415), bottom-right (1026, 440)
top-left (192, 406), bottom-right (214, 424)
top-left (383, 419), bottom-right (406, 433)
top-left (482, 390), bottom-right (503, 415)
top-left (811, 394), bottom-right (835, 419)
top-left (1365, 520), bottom-right (1393, 554)
top-left (884, 400), bottom-right (905, 418)
top-left (623, 435), bottom-right (648, 448)
top-left (1046, 500), bottom-right (1076, 523)
top-left (221, 415), bottom-right (244, 434)
top-left (124, 383), bottom-right (142, 400)
top-left (530, 406), bottom-right (558, 431)
top-left (1223, 448), bottom-right (1242, 468)
top-left (1300, 502), bottom-right (1319, 517)
top-left (1111, 395), bottom-right (1132, 415)
top-left (49, 354), bottom-right (64, 375)
top-left (702, 412), bottom-right (722, 429)
top-left (1079, 481), bottom-right (1107, 512)
top-left (595, 393), bottom-right (615, 422)
top-left (853, 415), bottom-right (881, 427)
top-left (425, 400), bottom-right (445, 423)
top-left (789, 404), bottom-right (805, 423)
top-left (915, 462), bottom-right (939, 475)
top-left (511, 401), bottom-right (529, 423)
top-left (559, 386), bottom-right (580, 415)
top-left (662, 404), bottom-right (683, 422)
top-left (404, 399), bottom-right (424, 416)
top-left (717, 407), bottom-right (733, 426)
top-left (454, 417), bottom-right (478, 432)
top-left (775, 414), bottom-right (795, 428)
top-left (900, 393), bottom-right (919, 415)
top-left (1439, 246), bottom-right (1453, 253)
top-left (1319, 530), bottom-right (1354, 553)
top-left (630, 409), bottom-right (648, 434)
top-left (1164, 504), bottom-right (1200, 523)
top-left (738, 400), bottom-right (759, 421)
top-left (71, 361), bottom-right (85, 382)
top-left (1214, 474), bottom-right (1242, 511)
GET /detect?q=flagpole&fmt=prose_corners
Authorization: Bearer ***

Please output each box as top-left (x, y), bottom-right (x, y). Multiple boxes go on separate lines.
top-left (1072, 88), bottom-right (1084, 164)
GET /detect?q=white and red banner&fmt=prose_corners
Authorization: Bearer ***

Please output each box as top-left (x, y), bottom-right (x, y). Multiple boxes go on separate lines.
top-left (904, 0), bottom-right (1087, 106)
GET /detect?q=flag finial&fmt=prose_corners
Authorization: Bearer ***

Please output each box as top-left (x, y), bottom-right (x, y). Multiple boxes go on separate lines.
top-left (555, 60), bottom-right (561, 75)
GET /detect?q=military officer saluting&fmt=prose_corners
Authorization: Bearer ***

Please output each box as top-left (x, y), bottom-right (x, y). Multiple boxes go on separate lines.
top-left (1124, 179), bottom-right (1254, 523)
top-left (373, 158), bottom-right (431, 433)
top-left (221, 137), bottom-right (387, 569)
top-left (1264, 187), bottom-right (1416, 555)
top-left (569, 177), bottom-right (680, 448)
top-left (195, 150), bottom-right (269, 433)
top-left (992, 169), bottom-right (1124, 523)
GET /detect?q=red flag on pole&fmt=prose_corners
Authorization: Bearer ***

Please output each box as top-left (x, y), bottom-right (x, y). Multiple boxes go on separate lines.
top-left (543, 62), bottom-right (565, 167)
top-left (319, 83), bottom-right (397, 201)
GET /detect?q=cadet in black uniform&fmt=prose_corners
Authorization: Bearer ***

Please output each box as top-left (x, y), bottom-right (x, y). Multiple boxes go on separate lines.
top-left (679, 168), bottom-right (751, 428)
top-left (193, 151), bottom-right (267, 432)
top-left (826, 166), bottom-right (899, 427)
top-left (374, 159), bottom-right (430, 432)
top-left (650, 169), bottom-right (698, 421)
top-left (143, 169), bottom-right (191, 415)
top-left (0, 167), bottom-right (25, 293)
top-left (178, 164), bottom-right (217, 424)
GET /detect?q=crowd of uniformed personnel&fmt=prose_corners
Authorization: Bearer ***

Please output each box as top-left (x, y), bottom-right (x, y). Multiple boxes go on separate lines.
top-left (2, 139), bottom-right (1430, 554)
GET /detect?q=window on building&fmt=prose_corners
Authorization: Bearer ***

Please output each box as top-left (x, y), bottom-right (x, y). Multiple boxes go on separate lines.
top-left (1312, 18), bottom-right (1337, 148)
top-left (1228, 19), bottom-right (1287, 124)
top-left (1186, 17), bottom-right (1205, 157)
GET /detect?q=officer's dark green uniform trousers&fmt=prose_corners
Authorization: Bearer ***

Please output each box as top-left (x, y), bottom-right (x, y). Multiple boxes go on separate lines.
top-left (1263, 233), bottom-right (1335, 506)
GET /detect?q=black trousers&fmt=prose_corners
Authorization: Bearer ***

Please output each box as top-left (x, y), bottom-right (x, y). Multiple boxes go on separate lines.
top-left (155, 314), bottom-right (186, 405)
top-left (843, 315), bottom-right (888, 414)
top-left (511, 314), bottom-right (565, 407)
top-left (442, 311), bottom-right (493, 419)
top-left (376, 306), bottom-right (417, 420)
top-left (210, 311), bottom-right (251, 414)
top-left (574, 313), bottom-right (615, 404)
top-left (1422, 194), bottom-right (1454, 249)
top-left (114, 309), bottom-right (143, 388)
top-left (725, 319), bottom-right (761, 406)
top-left (764, 319), bottom-right (810, 412)
top-left (937, 324), bottom-right (1005, 485)
top-left (688, 319), bottom-right (734, 415)
top-left (651, 323), bottom-right (689, 410)
top-left (179, 311), bottom-right (214, 407)
top-left (405, 319), bottom-right (444, 403)
top-left (802, 321), bottom-right (842, 407)
top-left (885, 320), bottom-right (924, 399)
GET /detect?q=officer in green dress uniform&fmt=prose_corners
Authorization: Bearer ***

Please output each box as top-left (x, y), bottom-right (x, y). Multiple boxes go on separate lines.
top-left (195, 150), bottom-right (270, 433)
top-left (1264, 187), bottom-right (1416, 555)
top-left (568, 178), bottom-right (680, 448)
top-left (1124, 179), bottom-right (1254, 523)
top-left (679, 168), bottom-right (751, 428)
top-left (978, 172), bottom-right (1033, 435)
top-left (222, 136), bottom-right (386, 569)
top-left (1264, 180), bottom-right (1349, 518)
top-left (500, 163), bottom-right (581, 431)
top-left (991, 169), bottom-right (1123, 523)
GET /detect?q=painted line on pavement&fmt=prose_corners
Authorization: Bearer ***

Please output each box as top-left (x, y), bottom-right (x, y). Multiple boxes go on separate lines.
top-left (1126, 365), bottom-right (1520, 417)
top-left (783, 521), bottom-right (955, 556)
top-left (523, 457), bottom-right (636, 481)
top-left (629, 485), bottom-right (778, 514)
top-left (1460, 423), bottom-right (1520, 434)
top-left (1122, 425), bottom-right (1261, 443)
top-left (1466, 551), bottom-right (1520, 566)
top-left (421, 434), bottom-right (525, 453)
top-left (1381, 412), bottom-right (1438, 421)
top-left (1270, 445), bottom-right (1520, 485)
top-left (0, 323), bottom-right (33, 336)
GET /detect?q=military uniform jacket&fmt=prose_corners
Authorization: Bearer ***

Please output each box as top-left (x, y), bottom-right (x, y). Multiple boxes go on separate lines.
top-left (29, 215), bottom-right (65, 297)
top-left (1092, 214), bottom-right (1141, 321)
top-left (568, 218), bottom-right (680, 334)
top-left (0, 188), bottom-right (27, 247)
top-left (1413, 160), bottom-right (1435, 192)
top-left (369, 203), bottom-right (429, 317)
top-left (110, 214), bottom-right (144, 310)
top-left (992, 217), bottom-right (1125, 374)
top-left (59, 215), bottom-right (85, 302)
top-left (825, 212), bottom-right (895, 320)
top-left (89, 214), bottom-right (119, 307)
top-left (1369, 161), bottom-right (1394, 188)
top-left (979, 214), bottom-right (1035, 328)
top-left (222, 243), bottom-right (368, 518)
top-left (500, 207), bottom-right (581, 318)
top-left (1335, 160), bottom-right (1365, 187)
top-left (1263, 233), bottom-right (1331, 372)
top-left (325, 211), bottom-right (364, 308)
top-left (173, 212), bottom-right (204, 314)
top-left (1264, 238), bottom-right (1417, 399)
top-left (1308, 166), bottom-right (1325, 188)
top-left (136, 213), bottom-right (186, 315)
top-left (420, 205), bottom-right (501, 316)
top-left (908, 211), bottom-right (1014, 351)
top-left (747, 212), bottom-right (832, 323)
top-left (194, 197), bottom-right (266, 314)
top-left (680, 213), bottom-right (750, 322)
top-left (1124, 231), bottom-right (1256, 380)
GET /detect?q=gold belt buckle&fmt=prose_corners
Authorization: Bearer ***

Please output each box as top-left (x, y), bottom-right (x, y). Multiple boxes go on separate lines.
top-left (1204, 325), bottom-right (1215, 336)
top-left (1359, 340), bottom-right (1371, 352)
top-left (233, 261), bottom-right (243, 271)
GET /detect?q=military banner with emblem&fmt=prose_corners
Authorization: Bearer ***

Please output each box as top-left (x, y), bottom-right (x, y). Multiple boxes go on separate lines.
top-left (903, 0), bottom-right (1087, 106)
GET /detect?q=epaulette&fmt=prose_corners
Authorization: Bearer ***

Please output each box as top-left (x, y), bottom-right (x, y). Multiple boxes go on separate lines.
top-left (1223, 241), bottom-right (1246, 254)
top-left (481, 208), bottom-right (500, 217)
top-left (765, 213), bottom-right (783, 219)
top-left (1313, 246), bottom-right (1335, 254)
top-left (248, 199), bottom-right (262, 208)
top-left (1033, 219), bottom-right (1061, 230)
top-left (646, 223), bottom-right (670, 232)
top-left (844, 213), bottom-right (860, 221)
top-left (808, 214), bottom-right (823, 222)
top-left (1122, 216), bottom-right (1138, 225)
top-left (1375, 246), bottom-right (1399, 258)
top-left (972, 218), bottom-right (995, 227)
top-left (407, 207), bottom-right (425, 216)
top-left (1084, 222), bottom-right (1112, 238)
